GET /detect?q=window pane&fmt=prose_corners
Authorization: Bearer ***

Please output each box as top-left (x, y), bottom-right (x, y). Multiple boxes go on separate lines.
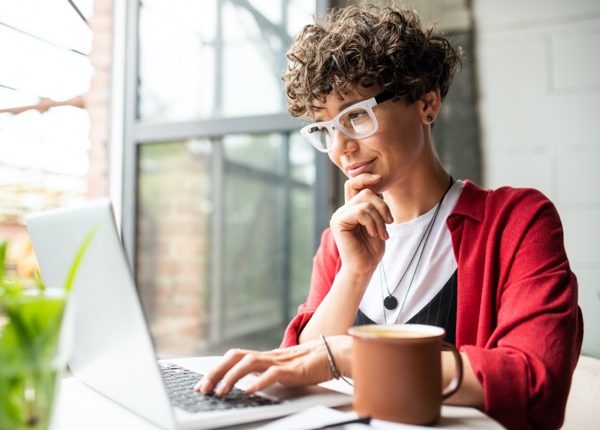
top-left (0, 87), bottom-right (39, 110)
top-left (0, 107), bottom-right (90, 223)
top-left (138, 0), bottom-right (315, 122)
top-left (288, 133), bottom-right (315, 317)
top-left (0, 25), bottom-right (93, 101)
top-left (136, 140), bottom-right (212, 355)
top-left (136, 133), bottom-right (315, 356)
top-left (0, 0), bottom-right (93, 55)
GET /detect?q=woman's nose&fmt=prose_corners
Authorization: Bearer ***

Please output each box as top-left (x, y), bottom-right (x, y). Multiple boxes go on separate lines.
top-left (329, 128), bottom-right (358, 155)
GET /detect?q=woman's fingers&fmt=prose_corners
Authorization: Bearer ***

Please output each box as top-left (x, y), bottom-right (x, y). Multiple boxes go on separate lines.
top-left (346, 188), bottom-right (394, 225)
top-left (196, 347), bottom-right (300, 395)
top-left (353, 202), bottom-right (389, 240)
top-left (245, 359), bottom-right (313, 393)
top-left (246, 343), bottom-right (329, 392)
top-left (196, 348), bottom-right (252, 394)
top-left (195, 340), bottom-right (330, 396)
top-left (344, 173), bottom-right (381, 202)
top-left (333, 190), bottom-right (393, 241)
top-left (213, 352), bottom-right (272, 396)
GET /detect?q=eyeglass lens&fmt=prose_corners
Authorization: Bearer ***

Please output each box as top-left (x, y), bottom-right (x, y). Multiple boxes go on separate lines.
top-left (308, 107), bottom-right (376, 150)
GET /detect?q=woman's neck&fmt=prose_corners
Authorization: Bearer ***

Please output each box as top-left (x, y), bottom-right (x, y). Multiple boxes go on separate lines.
top-left (382, 163), bottom-right (451, 224)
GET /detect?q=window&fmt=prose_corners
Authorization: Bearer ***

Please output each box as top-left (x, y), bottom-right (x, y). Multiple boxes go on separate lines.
top-left (122, 0), bottom-right (328, 356)
top-left (0, 0), bottom-right (95, 269)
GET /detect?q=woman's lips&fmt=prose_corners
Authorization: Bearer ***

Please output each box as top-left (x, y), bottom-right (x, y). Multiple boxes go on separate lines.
top-left (347, 159), bottom-right (375, 177)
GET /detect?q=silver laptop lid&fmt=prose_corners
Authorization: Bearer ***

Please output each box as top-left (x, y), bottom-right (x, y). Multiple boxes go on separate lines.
top-left (26, 198), bottom-right (176, 430)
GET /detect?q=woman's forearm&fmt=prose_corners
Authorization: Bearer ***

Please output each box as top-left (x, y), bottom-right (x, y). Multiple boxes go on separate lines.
top-left (298, 267), bottom-right (373, 343)
top-left (443, 351), bottom-right (485, 409)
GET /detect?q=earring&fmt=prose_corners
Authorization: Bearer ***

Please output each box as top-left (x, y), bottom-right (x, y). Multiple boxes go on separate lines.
top-left (426, 115), bottom-right (434, 123)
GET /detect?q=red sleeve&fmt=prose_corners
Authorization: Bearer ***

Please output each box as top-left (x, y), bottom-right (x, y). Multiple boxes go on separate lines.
top-left (456, 188), bottom-right (583, 429)
top-left (280, 228), bottom-right (341, 347)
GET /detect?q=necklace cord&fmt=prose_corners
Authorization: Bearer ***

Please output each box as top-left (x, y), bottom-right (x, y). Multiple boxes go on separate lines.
top-left (379, 176), bottom-right (454, 323)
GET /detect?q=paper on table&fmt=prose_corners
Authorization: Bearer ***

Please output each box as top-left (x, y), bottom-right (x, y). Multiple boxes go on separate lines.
top-left (319, 377), bottom-right (354, 395)
top-left (254, 405), bottom-right (360, 430)
top-left (254, 404), bottom-right (505, 430)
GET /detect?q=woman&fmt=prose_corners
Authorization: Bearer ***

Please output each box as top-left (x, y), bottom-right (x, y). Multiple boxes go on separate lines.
top-left (197, 4), bottom-right (582, 428)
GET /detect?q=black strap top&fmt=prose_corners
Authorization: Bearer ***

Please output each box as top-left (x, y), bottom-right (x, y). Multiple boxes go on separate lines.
top-left (354, 270), bottom-right (457, 345)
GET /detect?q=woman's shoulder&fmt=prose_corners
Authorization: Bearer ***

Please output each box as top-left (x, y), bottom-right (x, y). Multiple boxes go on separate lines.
top-left (453, 181), bottom-right (560, 230)
top-left (461, 180), bottom-right (555, 210)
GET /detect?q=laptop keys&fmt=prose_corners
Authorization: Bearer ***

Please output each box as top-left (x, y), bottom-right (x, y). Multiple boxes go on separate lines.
top-left (160, 363), bottom-right (280, 413)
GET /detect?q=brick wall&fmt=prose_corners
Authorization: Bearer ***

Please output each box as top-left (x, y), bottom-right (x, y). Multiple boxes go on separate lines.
top-left (473, 0), bottom-right (600, 357)
top-left (136, 143), bottom-right (211, 356)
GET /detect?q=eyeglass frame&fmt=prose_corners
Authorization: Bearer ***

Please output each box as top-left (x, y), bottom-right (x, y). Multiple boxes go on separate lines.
top-left (300, 90), bottom-right (395, 153)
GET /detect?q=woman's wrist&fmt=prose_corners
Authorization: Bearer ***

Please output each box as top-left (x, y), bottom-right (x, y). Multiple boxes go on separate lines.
top-left (336, 265), bottom-right (377, 289)
top-left (442, 350), bottom-right (484, 409)
top-left (327, 335), bottom-right (353, 378)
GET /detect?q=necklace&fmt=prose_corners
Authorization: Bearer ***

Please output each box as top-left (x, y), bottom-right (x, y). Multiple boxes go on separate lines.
top-left (379, 177), bottom-right (454, 318)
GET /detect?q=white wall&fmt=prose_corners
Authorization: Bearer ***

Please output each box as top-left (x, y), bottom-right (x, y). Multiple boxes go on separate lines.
top-left (473, 0), bottom-right (600, 357)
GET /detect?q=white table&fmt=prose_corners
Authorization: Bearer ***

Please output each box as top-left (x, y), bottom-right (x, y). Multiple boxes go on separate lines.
top-left (52, 377), bottom-right (504, 429)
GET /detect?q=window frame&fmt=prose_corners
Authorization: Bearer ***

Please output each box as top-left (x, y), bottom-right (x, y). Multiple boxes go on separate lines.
top-left (116, 0), bottom-right (335, 347)
top-left (119, 0), bottom-right (333, 266)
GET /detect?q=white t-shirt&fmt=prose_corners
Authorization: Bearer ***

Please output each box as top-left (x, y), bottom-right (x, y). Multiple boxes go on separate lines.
top-left (358, 180), bottom-right (465, 325)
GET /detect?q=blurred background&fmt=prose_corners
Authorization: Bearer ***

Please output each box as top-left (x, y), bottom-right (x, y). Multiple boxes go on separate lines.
top-left (0, 0), bottom-right (598, 359)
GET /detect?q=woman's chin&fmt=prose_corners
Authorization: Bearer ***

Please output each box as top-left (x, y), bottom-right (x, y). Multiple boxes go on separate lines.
top-left (365, 183), bottom-right (386, 196)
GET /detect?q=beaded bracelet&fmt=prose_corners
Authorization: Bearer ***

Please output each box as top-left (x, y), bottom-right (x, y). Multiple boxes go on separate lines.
top-left (319, 334), bottom-right (341, 379)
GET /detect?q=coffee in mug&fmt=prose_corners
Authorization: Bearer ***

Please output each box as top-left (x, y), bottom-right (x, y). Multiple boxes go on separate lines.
top-left (348, 324), bottom-right (462, 425)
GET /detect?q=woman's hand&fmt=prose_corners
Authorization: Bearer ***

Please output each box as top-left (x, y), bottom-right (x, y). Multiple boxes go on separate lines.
top-left (330, 173), bottom-right (394, 275)
top-left (297, 174), bottom-right (393, 343)
top-left (196, 336), bottom-right (352, 397)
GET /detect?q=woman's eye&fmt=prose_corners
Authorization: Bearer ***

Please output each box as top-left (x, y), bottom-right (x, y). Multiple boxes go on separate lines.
top-left (348, 111), bottom-right (368, 122)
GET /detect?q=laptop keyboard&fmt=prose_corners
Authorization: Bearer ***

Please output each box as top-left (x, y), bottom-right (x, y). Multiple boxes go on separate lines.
top-left (160, 363), bottom-right (281, 413)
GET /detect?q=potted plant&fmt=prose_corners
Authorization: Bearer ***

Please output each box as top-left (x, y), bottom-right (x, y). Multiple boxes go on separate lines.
top-left (0, 228), bottom-right (96, 430)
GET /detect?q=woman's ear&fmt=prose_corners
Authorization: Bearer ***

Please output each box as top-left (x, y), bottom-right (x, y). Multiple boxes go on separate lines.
top-left (420, 88), bottom-right (442, 125)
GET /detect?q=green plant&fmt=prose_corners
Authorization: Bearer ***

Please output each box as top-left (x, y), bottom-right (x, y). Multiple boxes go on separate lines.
top-left (0, 226), bottom-right (98, 430)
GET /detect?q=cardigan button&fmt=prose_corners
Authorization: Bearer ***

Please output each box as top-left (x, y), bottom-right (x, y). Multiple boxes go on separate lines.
top-left (447, 216), bottom-right (458, 229)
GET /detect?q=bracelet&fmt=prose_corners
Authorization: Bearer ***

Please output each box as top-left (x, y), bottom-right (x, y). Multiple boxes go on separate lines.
top-left (319, 334), bottom-right (341, 380)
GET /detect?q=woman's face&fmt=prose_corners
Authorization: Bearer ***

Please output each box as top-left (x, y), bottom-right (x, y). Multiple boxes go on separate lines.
top-left (314, 87), bottom-right (430, 195)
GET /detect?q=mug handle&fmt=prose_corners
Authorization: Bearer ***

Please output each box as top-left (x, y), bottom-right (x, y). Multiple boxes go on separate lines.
top-left (441, 342), bottom-right (463, 399)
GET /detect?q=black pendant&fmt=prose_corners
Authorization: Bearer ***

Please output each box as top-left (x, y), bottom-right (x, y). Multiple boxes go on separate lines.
top-left (384, 295), bottom-right (398, 310)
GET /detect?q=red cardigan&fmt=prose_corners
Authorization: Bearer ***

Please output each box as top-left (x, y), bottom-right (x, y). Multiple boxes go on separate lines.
top-left (281, 181), bottom-right (583, 430)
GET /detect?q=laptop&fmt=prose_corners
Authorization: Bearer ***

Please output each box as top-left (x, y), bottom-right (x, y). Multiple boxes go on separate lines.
top-left (26, 198), bottom-right (352, 430)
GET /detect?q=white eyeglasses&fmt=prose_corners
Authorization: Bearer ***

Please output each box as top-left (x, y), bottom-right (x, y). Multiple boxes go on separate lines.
top-left (300, 91), bottom-right (394, 153)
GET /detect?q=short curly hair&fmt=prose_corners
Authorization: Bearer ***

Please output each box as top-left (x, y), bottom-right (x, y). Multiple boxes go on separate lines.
top-left (282, 3), bottom-right (462, 119)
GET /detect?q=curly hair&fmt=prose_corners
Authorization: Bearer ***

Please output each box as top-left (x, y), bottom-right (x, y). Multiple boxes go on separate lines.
top-left (282, 3), bottom-right (462, 119)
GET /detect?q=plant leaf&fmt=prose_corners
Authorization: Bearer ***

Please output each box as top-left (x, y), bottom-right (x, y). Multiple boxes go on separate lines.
top-left (64, 224), bottom-right (100, 293)
top-left (0, 239), bottom-right (7, 281)
top-left (33, 270), bottom-right (45, 291)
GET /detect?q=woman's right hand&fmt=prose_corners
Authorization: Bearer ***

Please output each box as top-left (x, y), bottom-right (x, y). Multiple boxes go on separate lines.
top-left (195, 336), bottom-right (352, 397)
top-left (330, 173), bottom-right (393, 276)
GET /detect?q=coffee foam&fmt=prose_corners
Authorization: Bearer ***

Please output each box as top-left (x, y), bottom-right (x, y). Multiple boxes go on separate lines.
top-left (349, 324), bottom-right (445, 339)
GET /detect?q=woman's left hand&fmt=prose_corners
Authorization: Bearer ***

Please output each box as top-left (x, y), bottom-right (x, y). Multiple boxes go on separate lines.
top-left (196, 336), bottom-right (351, 396)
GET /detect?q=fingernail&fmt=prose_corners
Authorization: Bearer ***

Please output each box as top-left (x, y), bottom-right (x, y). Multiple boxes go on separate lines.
top-left (370, 174), bottom-right (381, 178)
top-left (199, 382), bottom-right (210, 393)
top-left (387, 214), bottom-right (394, 223)
top-left (215, 385), bottom-right (227, 397)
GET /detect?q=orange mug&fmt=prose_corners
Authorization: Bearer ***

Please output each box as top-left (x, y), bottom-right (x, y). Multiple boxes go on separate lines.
top-left (348, 324), bottom-right (463, 425)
